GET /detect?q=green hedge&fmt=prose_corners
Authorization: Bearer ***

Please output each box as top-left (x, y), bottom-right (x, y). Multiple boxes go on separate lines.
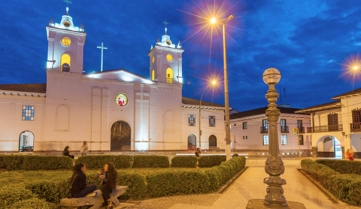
top-left (132, 155), bottom-right (169, 168)
top-left (198, 155), bottom-right (226, 168)
top-left (316, 159), bottom-right (361, 175)
top-left (171, 156), bottom-right (197, 168)
top-left (117, 172), bottom-right (147, 200)
top-left (0, 155), bottom-right (72, 171)
top-left (76, 155), bottom-right (132, 169)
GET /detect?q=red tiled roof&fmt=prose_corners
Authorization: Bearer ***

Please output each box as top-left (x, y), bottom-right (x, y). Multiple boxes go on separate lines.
top-left (332, 87), bottom-right (361, 99)
top-left (182, 97), bottom-right (224, 108)
top-left (0, 84), bottom-right (46, 93)
top-left (230, 106), bottom-right (305, 119)
top-left (295, 101), bottom-right (340, 113)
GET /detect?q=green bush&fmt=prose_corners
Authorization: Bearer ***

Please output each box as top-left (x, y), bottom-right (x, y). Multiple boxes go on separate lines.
top-left (117, 171), bottom-right (147, 200)
top-left (0, 155), bottom-right (25, 170)
top-left (76, 155), bottom-right (133, 169)
top-left (171, 156), bottom-right (197, 168)
top-left (0, 184), bottom-right (37, 207)
top-left (316, 159), bottom-right (361, 175)
top-left (198, 155), bottom-right (226, 168)
top-left (133, 155), bottom-right (169, 168)
top-left (11, 197), bottom-right (58, 209)
top-left (324, 174), bottom-right (361, 205)
top-left (22, 156), bottom-right (72, 170)
top-left (146, 170), bottom-right (210, 197)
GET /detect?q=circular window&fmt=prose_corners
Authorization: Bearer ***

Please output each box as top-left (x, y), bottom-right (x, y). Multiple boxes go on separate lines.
top-left (151, 56), bottom-right (155, 63)
top-left (63, 21), bottom-right (71, 27)
top-left (166, 54), bottom-right (173, 62)
top-left (166, 39), bottom-right (171, 45)
top-left (61, 37), bottom-right (71, 46)
top-left (115, 93), bottom-right (128, 107)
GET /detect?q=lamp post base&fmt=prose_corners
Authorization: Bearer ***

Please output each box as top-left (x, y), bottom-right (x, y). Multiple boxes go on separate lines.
top-left (246, 199), bottom-right (306, 209)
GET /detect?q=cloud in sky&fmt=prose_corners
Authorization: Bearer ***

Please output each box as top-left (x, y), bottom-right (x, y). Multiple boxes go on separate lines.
top-left (0, 0), bottom-right (360, 111)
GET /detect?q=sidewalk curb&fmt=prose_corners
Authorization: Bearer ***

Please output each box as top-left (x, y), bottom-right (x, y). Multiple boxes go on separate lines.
top-left (218, 166), bottom-right (248, 194)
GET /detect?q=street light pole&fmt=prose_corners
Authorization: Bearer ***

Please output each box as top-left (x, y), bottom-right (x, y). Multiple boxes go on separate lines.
top-left (222, 15), bottom-right (233, 161)
top-left (199, 90), bottom-right (206, 149)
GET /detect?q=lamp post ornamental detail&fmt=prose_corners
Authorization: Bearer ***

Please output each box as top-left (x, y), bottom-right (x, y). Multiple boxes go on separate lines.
top-left (262, 68), bottom-right (287, 206)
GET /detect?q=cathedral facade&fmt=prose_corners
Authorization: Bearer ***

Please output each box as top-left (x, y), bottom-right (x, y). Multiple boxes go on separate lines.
top-left (0, 7), bottom-right (226, 153)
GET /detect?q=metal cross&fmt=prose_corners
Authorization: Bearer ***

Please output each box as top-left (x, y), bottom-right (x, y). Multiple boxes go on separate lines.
top-left (97, 42), bottom-right (108, 72)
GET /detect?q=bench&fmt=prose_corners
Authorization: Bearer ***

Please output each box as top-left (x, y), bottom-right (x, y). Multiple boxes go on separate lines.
top-left (60, 185), bottom-right (128, 209)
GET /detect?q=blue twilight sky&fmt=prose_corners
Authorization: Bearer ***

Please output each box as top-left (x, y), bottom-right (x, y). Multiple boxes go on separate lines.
top-left (1, 0), bottom-right (361, 111)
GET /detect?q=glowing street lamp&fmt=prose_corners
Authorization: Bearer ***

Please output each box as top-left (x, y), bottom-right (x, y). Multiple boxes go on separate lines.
top-left (210, 15), bottom-right (234, 160)
top-left (199, 79), bottom-right (218, 149)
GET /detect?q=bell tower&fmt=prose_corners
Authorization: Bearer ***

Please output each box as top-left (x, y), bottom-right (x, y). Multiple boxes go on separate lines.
top-left (148, 22), bottom-right (184, 84)
top-left (46, 7), bottom-right (86, 74)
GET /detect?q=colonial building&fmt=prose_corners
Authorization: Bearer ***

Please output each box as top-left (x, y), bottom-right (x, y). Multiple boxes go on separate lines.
top-left (230, 107), bottom-right (311, 157)
top-left (295, 87), bottom-right (361, 159)
top-left (0, 7), bottom-right (226, 153)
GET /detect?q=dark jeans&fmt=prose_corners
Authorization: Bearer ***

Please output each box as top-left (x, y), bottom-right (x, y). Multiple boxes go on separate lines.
top-left (100, 184), bottom-right (113, 206)
top-left (72, 184), bottom-right (97, 198)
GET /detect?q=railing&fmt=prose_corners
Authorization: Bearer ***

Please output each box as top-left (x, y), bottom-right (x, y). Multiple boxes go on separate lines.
top-left (298, 126), bottom-right (305, 133)
top-left (306, 124), bottom-right (343, 133)
top-left (350, 122), bottom-right (361, 132)
top-left (260, 126), bottom-right (268, 133)
top-left (280, 126), bottom-right (289, 133)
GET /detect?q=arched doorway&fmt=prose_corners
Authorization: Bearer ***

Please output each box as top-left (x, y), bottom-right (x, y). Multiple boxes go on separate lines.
top-left (188, 134), bottom-right (196, 150)
top-left (19, 131), bottom-right (34, 152)
top-left (316, 135), bottom-right (342, 158)
top-left (209, 135), bottom-right (217, 150)
top-left (110, 121), bottom-right (131, 151)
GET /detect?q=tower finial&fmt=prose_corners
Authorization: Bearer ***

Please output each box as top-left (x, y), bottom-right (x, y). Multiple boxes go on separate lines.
top-left (162, 20), bottom-right (169, 35)
top-left (64, 0), bottom-right (72, 14)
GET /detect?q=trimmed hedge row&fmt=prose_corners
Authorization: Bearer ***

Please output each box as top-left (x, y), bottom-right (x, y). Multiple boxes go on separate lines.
top-left (171, 156), bottom-right (198, 168)
top-left (0, 155), bottom-right (72, 171)
top-left (77, 155), bottom-right (132, 169)
top-left (301, 159), bottom-right (361, 206)
top-left (316, 159), bottom-right (361, 175)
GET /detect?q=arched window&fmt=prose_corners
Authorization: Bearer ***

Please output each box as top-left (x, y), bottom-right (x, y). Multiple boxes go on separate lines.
top-left (151, 70), bottom-right (155, 81)
top-left (61, 53), bottom-right (71, 72)
top-left (166, 67), bottom-right (173, 83)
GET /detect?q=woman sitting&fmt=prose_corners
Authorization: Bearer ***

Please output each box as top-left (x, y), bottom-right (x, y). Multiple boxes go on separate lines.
top-left (70, 163), bottom-right (97, 198)
top-left (63, 146), bottom-right (74, 159)
top-left (98, 162), bottom-right (118, 207)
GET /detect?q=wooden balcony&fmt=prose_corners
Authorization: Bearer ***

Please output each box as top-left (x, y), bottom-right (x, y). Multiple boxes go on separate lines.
top-left (280, 126), bottom-right (289, 133)
top-left (306, 124), bottom-right (343, 133)
top-left (260, 126), bottom-right (268, 133)
top-left (298, 127), bottom-right (305, 133)
top-left (350, 122), bottom-right (361, 132)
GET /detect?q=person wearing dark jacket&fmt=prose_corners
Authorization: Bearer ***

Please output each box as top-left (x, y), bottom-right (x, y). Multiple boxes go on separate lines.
top-left (98, 162), bottom-right (118, 207)
top-left (63, 146), bottom-right (74, 159)
top-left (70, 163), bottom-right (97, 198)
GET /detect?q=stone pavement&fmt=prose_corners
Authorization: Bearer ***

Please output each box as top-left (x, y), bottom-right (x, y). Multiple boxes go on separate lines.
top-left (114, 157), bottom-right (361, 209)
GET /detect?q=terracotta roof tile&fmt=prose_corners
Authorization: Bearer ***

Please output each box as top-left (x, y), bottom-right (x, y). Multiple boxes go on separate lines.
top-left (182, 97), bottom-right (224, 108)
top-left (332, 86), bottom-right (361, 99)
top-left (230, 106), bottom-right (305, 119)
top-left (0, 84), bottom-right (46, 93)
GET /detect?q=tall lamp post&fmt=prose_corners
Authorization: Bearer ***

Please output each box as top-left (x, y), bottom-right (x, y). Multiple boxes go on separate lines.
top-left (262, 68), bottom-right (287, 206)
top-left (210, 15), bottom-right (234, 160)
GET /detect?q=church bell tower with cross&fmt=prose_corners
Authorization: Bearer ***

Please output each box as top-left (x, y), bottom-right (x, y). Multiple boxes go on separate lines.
top-left (46, 5), bottom-right (86, 74)
top-left (148, 21), bottom-right (184, 84)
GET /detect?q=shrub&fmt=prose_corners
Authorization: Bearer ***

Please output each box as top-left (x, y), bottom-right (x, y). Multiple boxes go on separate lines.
top-left (171, 156), bottom-right (197, 168)
top-left (0, 155), bottom-right (25, 170)
top-left (76, 155), bottom-right (133, 169)
top-left (0, 184), bottom-right (37, 207)
top-left (133, 155), bottom-right (169, 168)
top-left (11, 197), bottom-right (58, 209)
top-left (198, 155), bottom-right (226, 168)
top-left (117, 171), bottom-right (147, 200)
top-left (22, 156), bottom-right (72, 170)
top-left (316, 159), bottom-right (361, 175)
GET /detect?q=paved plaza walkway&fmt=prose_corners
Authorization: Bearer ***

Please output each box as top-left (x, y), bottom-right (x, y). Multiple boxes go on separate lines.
top-left (116, 157), bottom-right (361, 209)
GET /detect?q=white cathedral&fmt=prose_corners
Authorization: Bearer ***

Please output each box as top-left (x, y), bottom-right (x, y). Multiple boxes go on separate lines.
top-left (0, 7), bottom-right (226, 153)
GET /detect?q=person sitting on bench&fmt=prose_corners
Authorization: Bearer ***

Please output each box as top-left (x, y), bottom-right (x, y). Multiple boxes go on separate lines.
top-left (70, 163), bottom-right (97, 198)
top-left (98, 162), bottom-right (118, 208)
top-left (63, 146), bottom-right (74, 159)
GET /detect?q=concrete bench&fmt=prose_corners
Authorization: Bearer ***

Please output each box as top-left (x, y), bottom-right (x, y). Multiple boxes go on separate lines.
top-left (60, 185), bottom-right (128, 209)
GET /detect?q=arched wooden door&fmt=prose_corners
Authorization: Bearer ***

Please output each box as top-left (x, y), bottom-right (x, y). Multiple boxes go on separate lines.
top-left (110, 121), bottom-right (131, 151)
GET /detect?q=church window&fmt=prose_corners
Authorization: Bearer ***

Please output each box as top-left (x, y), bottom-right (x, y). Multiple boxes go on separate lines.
top-left (188, 115), bottom-right (196, 126)
top-left (151, 56), bottom-right (155, 63)
top-left (166, 54), bottom-right (173, 62)
top-left (209, 116), bottom-right (215, 127)
top-left (22, 106), bottom-right (34, 121)
top-left (61, 37), bottom-right (71, 46)
top-left (61, 54), bottom-right (71, 72)
top-left (166, 67), bottom-right (173, 83)
top-left (151, 70), bottom-right (155, 81)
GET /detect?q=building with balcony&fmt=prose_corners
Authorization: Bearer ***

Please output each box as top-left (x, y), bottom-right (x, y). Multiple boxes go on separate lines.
top-left (295, 87), bottom-right (361, 158)
top-left (230, 106), bottom-right (311, 157)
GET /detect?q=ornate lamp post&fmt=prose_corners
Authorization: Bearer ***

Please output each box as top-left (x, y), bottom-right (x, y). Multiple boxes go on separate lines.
top-left (262, 68), bottom-right (287, 206)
